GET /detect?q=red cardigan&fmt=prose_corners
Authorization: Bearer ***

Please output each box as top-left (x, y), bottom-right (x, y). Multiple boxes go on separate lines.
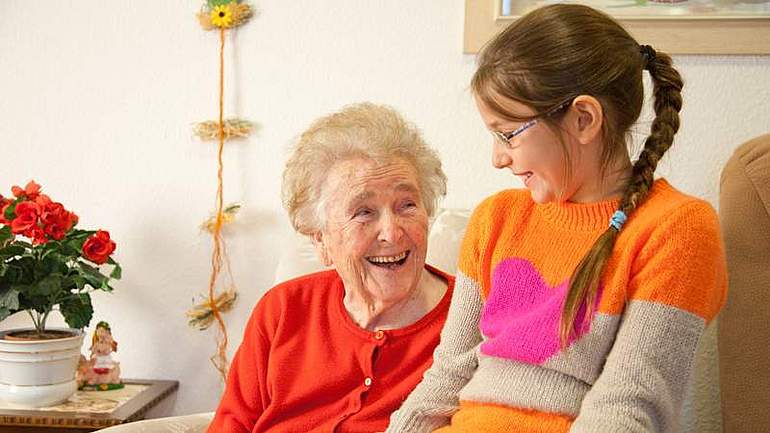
top-left (207, 265), bottom-right (454, 433)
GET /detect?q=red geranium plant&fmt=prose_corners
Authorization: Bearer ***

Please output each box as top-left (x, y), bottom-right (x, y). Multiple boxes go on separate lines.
top-left (0, 181), bottom-right (121, 337)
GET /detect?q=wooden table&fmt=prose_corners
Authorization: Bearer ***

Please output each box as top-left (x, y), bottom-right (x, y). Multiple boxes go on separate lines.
top-left (0, 379), bottom-right (179, 432)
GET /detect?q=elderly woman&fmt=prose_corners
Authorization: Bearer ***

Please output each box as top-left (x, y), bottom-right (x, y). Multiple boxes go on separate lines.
top-left (208, 103), bottom-right (453, 433)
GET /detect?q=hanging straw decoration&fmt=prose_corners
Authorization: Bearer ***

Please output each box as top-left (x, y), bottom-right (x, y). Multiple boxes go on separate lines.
top-left (188, 0), bottom-right (253, 382)
top-left (193, 119), bottom-right (254, 141)
top-left (187, 289), bottom-right (238, 330)
top-left (200, 203), bottom-right (241, 233)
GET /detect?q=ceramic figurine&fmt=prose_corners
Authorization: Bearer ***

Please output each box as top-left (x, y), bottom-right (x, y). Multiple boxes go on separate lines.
top-left (76, 321), bottom-right (124, 391)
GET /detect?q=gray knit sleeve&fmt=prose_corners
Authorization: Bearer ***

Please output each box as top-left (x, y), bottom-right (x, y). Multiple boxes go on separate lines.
top-left (569, 300), bottom-right (706, 433)
top-left (385, 271), bottom-right (484, 433)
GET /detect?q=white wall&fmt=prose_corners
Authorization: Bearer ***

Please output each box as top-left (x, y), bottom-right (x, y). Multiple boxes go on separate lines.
top-left (1, 0), bottom-right (768, 416)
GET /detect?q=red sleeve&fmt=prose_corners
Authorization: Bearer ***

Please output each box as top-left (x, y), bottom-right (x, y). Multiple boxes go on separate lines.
top-left (207, 295), bottom-right (276, 433)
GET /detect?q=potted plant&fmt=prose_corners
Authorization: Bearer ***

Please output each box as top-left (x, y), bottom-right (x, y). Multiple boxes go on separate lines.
top-left (0, 180), bottom-right (121, 407)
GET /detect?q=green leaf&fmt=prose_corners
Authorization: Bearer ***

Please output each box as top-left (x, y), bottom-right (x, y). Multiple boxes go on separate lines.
top-left (0, 307), bottom-right (10, 322)
top-left (60, 241), bottom-right (81, 257)
top-left (0, 226), bottom-right (12, 246)
top-left (40, 240), bottom-right (63, 259)
top-left (16, 287), bottom-right (48, 314)
top-left (11, 240), bottom-right (32, 249)
top-left (110, 263), bottom-right (122, 280)
top-left (63, 275), bottom-right (86, 291)
top-left (29, 274), bottom-right (63, 297)
top-left (208, 0), bottom-right (235, 7)
top-left (0, 245), bottom-right (26, 259)
top-left (0, 288), bottom-right (20, 311)
top-left (2, 262), bottom-right (31, 290)
top-left (10, 283), bottom-right (30, 295)
top-left (60, 294), bottom-right (93, 329)
top-left (78, 262), bottom-right (108, 289)
top-left (47, 256), bottom-right (69, 274)
top-left (6, 257), bottom-right (35, 285)
top-left (66, 229), bottom-right (94, 240)
top-left (35, 256), bottom-right (63, 276)
top-left (3, 202), bottom-right (17, 221)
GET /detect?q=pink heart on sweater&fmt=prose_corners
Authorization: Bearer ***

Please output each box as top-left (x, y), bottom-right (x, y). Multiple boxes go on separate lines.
top-left (479, 258), bottom-right (600, 364)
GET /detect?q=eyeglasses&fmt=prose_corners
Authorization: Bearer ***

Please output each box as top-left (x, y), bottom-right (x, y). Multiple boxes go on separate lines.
top-left (490, 97), bottom-right (575, 149)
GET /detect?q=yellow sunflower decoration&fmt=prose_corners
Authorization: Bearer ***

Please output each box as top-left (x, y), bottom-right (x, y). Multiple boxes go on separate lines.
top-left (210, 5), bottom-right (232, 27)
top-left (198, 0), bottom-right (253, 30)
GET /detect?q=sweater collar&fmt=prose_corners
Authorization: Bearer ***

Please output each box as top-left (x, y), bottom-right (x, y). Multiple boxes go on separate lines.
top-left (536, 178), bottom-right (671, 231)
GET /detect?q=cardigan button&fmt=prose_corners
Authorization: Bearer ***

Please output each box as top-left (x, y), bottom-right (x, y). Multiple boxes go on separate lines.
top-left (364, 377), bottom-right (373, 387)
top-left (374, 330), bottom-right (385, 340)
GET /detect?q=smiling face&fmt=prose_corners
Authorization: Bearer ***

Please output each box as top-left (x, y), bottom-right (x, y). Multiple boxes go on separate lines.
top-left (475, 94), bottom-right (587, 204)
top-left (312, 157), bottom-right (429, 306)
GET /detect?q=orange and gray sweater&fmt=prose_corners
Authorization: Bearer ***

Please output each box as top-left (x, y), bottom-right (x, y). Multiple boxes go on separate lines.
top-left (386, 179), bottom-right (727, 433)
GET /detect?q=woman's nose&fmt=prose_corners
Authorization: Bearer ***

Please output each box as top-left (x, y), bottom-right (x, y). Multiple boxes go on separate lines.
top-left (377, 212), bottom-right (404, 243)
top-left (492, 140), bottom-right (512, 169)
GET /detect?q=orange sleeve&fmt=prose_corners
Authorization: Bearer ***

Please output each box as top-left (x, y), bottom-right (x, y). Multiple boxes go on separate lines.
top-left (627, 200), bottom-right (728, 322)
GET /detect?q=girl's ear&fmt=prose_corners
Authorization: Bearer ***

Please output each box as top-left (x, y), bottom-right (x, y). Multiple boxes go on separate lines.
top-left (311, 231), bottom-right (332, 266)
top-left (570, 95), bottom-right (604, 145)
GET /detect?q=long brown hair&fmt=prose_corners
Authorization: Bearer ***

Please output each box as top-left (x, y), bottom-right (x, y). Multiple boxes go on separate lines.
top-left (471, 4), bottom-right (683, 347)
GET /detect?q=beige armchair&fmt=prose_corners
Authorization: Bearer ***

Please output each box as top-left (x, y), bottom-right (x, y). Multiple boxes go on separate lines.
top-left (718, 134), bottom-right (770, 433)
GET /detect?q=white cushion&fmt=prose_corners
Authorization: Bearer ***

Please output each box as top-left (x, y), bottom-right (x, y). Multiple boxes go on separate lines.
top-left (96, 412), bottom-right (214, 432)
top-left (425, 208), bottom-right (471, 275)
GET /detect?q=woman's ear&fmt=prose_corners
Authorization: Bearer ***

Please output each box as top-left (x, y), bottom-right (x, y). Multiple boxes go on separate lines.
top-left (311, 231), bottom-right (332, 266)
top-left (570, 95), bottom-right (604, 145)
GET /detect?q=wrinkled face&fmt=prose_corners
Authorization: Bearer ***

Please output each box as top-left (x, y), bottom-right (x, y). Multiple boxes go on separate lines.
top-left (313, 158), bottom-right (429, 305)
top-left (475, 94), bottom-right (584, 204)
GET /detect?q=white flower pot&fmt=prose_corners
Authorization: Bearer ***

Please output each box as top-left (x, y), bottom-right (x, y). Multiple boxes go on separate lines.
top-left (0, 328), bottom-right (84, 408)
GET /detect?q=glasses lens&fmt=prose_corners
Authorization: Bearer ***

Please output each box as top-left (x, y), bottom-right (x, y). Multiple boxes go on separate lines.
top-left (491, 131), bottom-right (507, 146)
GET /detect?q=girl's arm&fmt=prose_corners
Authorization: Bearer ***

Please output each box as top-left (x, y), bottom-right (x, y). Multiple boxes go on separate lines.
top-left (570, 201), bottom-right (727, 433)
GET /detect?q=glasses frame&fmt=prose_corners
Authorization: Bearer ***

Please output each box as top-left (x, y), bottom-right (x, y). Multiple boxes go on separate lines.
top-left (490, 97), bottom-right (576, 149)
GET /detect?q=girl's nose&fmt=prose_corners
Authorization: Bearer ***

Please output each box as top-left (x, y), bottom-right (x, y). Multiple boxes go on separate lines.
top-left (492, 140), bottom-right (513, 169)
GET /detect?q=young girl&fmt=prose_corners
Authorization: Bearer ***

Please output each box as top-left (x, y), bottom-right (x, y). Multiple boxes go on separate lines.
top-left (386, 4), bottom-right (727, 433)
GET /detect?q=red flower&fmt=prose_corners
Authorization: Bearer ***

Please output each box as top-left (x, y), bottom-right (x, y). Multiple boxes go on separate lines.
top-left (35, 194), bottom-right (52, 207)
top-left (10, 201), bottom-right (41, 235)
top-left (25, 225), bottom-right (48, 245)
top-left (82, 230), bottom-right (116, 265)
top-left (11, 180), bottom-right (42, 200)
top-left (41, 201), bottom-right (77, 241)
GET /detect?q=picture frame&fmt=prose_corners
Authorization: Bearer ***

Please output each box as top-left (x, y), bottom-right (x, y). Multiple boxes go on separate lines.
top-left (464, 0), bottom-right (770, 54)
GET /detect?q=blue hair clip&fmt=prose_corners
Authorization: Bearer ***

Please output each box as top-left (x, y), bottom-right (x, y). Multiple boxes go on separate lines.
top-left (609, 210), bottom-right (627, 231)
